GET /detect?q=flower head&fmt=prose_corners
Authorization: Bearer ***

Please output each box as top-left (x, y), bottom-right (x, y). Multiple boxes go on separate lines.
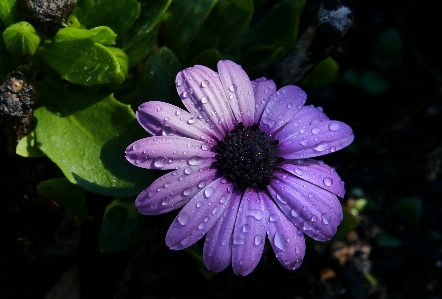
top-left (126, 60), bottom-right (354, 276)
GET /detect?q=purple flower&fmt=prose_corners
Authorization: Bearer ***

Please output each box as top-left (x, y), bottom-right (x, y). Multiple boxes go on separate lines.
top-left (126, 60), bottom-right (354, 276)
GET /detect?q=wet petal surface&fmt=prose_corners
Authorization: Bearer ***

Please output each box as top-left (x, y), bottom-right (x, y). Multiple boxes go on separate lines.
top-left (166, 178), bottom-right (234, 250)
top-left (137, 101), bottom-right (218, 144)
top-left (251, 77), bottom-right (277, 123)
top-left (135, 165), bottom-right (218, 215)
top-left (126, 136), bottom-right (216, 170)
top-left (203, 190), bottom-right (242, 273)
top-left (232, 189), bottom-right (267, 276)
top-left (263, 191), bottom-right (306, 270)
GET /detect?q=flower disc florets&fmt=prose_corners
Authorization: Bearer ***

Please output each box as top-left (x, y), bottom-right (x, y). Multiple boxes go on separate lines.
top-left (216, 123), bottom-right (283, 189)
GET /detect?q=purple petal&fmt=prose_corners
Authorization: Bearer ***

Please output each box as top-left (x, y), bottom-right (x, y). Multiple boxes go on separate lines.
top-left (165, 178), bottom-right (234, 250)
top-left (217, 60), bottom-right (255, 126)
top-left (259, 85), bottom-right (307, 135)
top-left (277, 120), bottom-right (354, 159)
top-left (125, 136), bottom-right (215, 170)
top-left (137, 101), bottom-right (218, 144)
top-left (175, 65), bottom-right (236, 138)
top-left (268, 170), bottom-right (343, 241)
top-left (232, 189), bottom-right (267, 276)
top-left (203, 190), bottom-right (242, 273)
top-left (280, 159), bottom-right (346, 198)
top-left (274, 105), bottom-right (330, 141)
top-left (135, 165), bottom-right (218, 215)
top-left (251, 77), bottom-right (277, 123)
top-left (263, 192), bottom-right (306, 270)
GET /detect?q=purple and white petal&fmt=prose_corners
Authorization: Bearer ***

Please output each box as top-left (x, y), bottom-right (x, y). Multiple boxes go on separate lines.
top-left (176, 65), bottom-right (236, 138)
top-left (137, 101), bottom-right (218, 144)
top-left (280, 159), bottom-right (346, 198)
top-left (126, 136), bottom-right (216, 170)
top-left (251, 77), bottom-right (277, 123)
top-left (135, 165), bottom-right (218, 215)
top-left (277, 120), bottom-right (354, 159)
top-left (217, 60), bottom-right (255, 126)
top-left (259, 85), bottom-right (307, 135)
top-left (232, 189), bottom-right (267, 276)
top-left (274, 105), bottom-right (330, 141)
top-left (165, 178), bottom-right (234, 250)
top-left (268, 171), bottom-right (343, 241)
top-left (263, 192), bottom-right (306, 270)
top-left (203, 190), bottom-right (242, 273)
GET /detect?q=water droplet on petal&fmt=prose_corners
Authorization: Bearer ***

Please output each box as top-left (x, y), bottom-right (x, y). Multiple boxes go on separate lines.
top-left (161, 198), bottom-right (170, 206)
top-left (181, 89), bottom-right (192, 98)
top-left (254, 234), bottom-right (263, 246)
top-left (196, 201), bottom-right (203, 208)
top-left (301, 140), bottom-right (308, 146)
top-left (177, 212), bottom-right (190, 226)
top-left (182, 187), bottom-right (192, 196)
top-left (303, 221), bottom-right (313, 231)
top-left (198, 180), bottom-right (206, 189)
top-left (323, 177), bottom-right (333, 186)
top-left (188, 156), bottom-right (203, 166)
top-left (274, 232), bottom-right (286, 251)
top-left (269, 214), bottom-right (279, 222)
top-left (221, 239), bottom-right (227, 246)
top-left (295, 243), bottom-right (301, 254)
top-left (201, 143), bottom-right (210, 151)
top-left (132, 143), bottom-right (140, 150)
top-left (294, 168), bottom-right (303, 176)
top-left (314, 143), bottom-right (328, 152)
top-left (212, 206), bottom-right (220, 216)
top-left (184, 167), bottom-right (193, 175)
top-left (330, 146), bottom-right (336, 152)
top-left (311, 128), bottom-right (321, 135)
top-left (246, 209), bottom-right (264, 220)
top-left (187, 117), bottom-right (196, 124)
top-left (198, 222), bottom-right (205, 229)
top-left (200, 80), bottom-right (210, 88)
top-left (219, 195), bottom-right (228, 204)
top-left (204, 187), bottom-right (215, 198)
top-left (211, 72), bottom-right (219, 77)
top-left (239, 259), bottom-right (245, 265)
top-left (321, 213), bottom-right (331, 225)
top-left (200, 96), bottom-right (208, 104)
top-left (162, 125), bottom-right (175, 136)
top-left (233, 237), bottom-right (245, 245)
top-left (291, 209), bottom-right (300, 217)
top-left (329, 123), bottom-right (341, 131)
top-left (228, 84), bottom-right (237, 93)
top-left (153, 157), bottom-right (167, 168)
top-left (242, 224), bottom-right (251, 233)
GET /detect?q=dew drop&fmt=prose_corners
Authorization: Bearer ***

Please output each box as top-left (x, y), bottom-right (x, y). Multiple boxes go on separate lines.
top-left (303, 221), bottom-right (313, 231)
top-left (269, 214), bottom-right (280, 222)
top-left (182, 187), bottom-right (192, 196)
top-left (313, 143), bottom-right (327, 152)
top-left (175, 110), bottom-right (182, 116)
top-left (311, 215), bottom-right (318, 222)
top-left (212, 206), bottom-right (220, 216)
top-left (204, 187), bottom-right (215, 198)
top-left (295, 243), bottom-right (301, 255)
top-left (198, 180), bottom-right (206, 189)
top-left (329, 123), bottom-right (341, 131)
top-left (201, 143), bottom-right (210, 151)
top-left (188, 156), bottom-right (203, 166)
top-left (181, 89), bottom-right (192, 98)
top-left (242, 224), bottom-right (251, 233)
top-left (177, 212), bottom-right (190, 225)
top-left (181, 236), bottom-right (190, 246)
top-left (132, 143), bottom-right (140, 150)
top-left (254, 234), bottom-right (264, 246)
top-left (200, 80), bottom-right (210, 88)
top-left (330, 146), bottom-right (336, 152)
top-left (196, 201), bottom-right (203, 208)
top-left (211, 72), bottom-right (219, 77)
top-left (294, 168), bottom-right (303, 176)
top-left (162, 125), bottom-right (175, 136)
top-left (221, 239), bottom-right (228, 246)
top-left (233, 237), bottom-right (245, 245)
top-left (301, 140), bottom-right (308, 146)
top-left (176, 79), bottom-right (183, 86)
top-left (200, 96), bottom-right (209, 104)
top-left (228, 84), bottom-right (237, 93)
top-left (274, 232), bottom-right (286, 251)
top-left (198, 222), bottom-right (205, 230)
top-left (321, 213), bottom-right (331, 225)
top-left (323, 177), bottom-right (333, 187)
top-left (184, 167), bottom-right (193, 175)
top-left (160, 198), bottom-right (170, 206)
top-left (187, 117), bottom-right (197, 124)
top-left (246, 209), bottom-right (264, 220)
top-left (291, 209), bottom-right (300, 217)
top-left (153, 157), bottom-right (167, 168)
top-left (311, 128), bottom-right (321, 135)
top-left (219, 195), bottom-right (228, 204)
top-left (239, 259), bottom-right (245, 265)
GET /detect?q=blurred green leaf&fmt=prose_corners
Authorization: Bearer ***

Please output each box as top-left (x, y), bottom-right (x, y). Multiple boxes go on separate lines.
top-left (362, 70), bottom-right (389, 94)
top-left (74, 0), bottom-right (140, 38)
top-left (38, 38), bottom-right (120, 86)
top-left (34, 78), bottom-right (155, 197)
top-left (2, 22), bottom-right (40, 57)
top-left (163, 0), bottom-right (218, 62)
top-left (302, 57), bottom-right (339, 88)
top-left (341, 69), bottom-right (362, 87)
top-left (394, 197), bottom-right (422, 228)
top-left (330, 208), bottom-right (358, 242)
top-left (237, 0), bottom-right (305, 58)
top-left (37, 178), bottom-right (89, 221)
top-left (189, 0), bottom-right (253, 56)
top-left (137, 47), bottom-right (183, 108)
top-left (189, 49), bottom-right (222, 71)
top-left (376, 228), bottom-right (402, 248)
top-left (0, 0), bottom-right (18, 29)
top-left (373, 27), bottom-right (403, 70)
top-left (121, 0), bottom-right (172, 67)
top-left (99, 198), bottom-right (147, 253)
top-left (54, 26), bottom-right (117, 46)
top-left (16, 130), bottom-right (46, 157)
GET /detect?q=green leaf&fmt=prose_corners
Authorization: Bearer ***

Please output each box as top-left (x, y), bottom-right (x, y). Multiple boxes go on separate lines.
top-left (362, 70), bottom-right (389, 94)
top-left (189, 0), bottom-right (253, 56)
top-left (125, 23), bottom-right (160, 68)
top-left (163, 0), bottom-right (218, 62)
top-left (373, 27), bottom-right (403, 70)
top-left (137, 47), bottom-right (182, 108)
top-left (16, 130), bottom-right (46, 157)
top-left (237, 0), bottom-right (305, 57)
top-left (394, 197), bottom-right (422, 228)
top-left (99, 198), bottom-right (147, 253)
top-left (121, 0), bottom-right (171, 48)
top-left (74, 0), bottom-right (140, 38)
top-left (330, 208), bottom-right (358, 242)
top-left (2, 22), bottom-right (41, 57)
top-left (189, 49), bottom-right (222, 71)
top-left (376, 228), bottom-right (402, 248)
top-left (302, 57), bottom-right (339, 88)
top-left (0, 0), bottom-right (18, 29)
top-left (54, 26), bottom-right (117, 46)
top-left (34, 78), bottom-right (155, 197)
top-left (37, 178), bottom-right (89, 221)
top-left (341, 69), bottom-right (362, 88)
top-left (106, 47), bottom-right (129, 86)
top-left (38, 39), bottom-right (120, 86)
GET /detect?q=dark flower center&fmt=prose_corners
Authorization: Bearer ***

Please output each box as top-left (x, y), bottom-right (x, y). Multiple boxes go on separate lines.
top-left (215, 123), bottom-right (283, 190)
